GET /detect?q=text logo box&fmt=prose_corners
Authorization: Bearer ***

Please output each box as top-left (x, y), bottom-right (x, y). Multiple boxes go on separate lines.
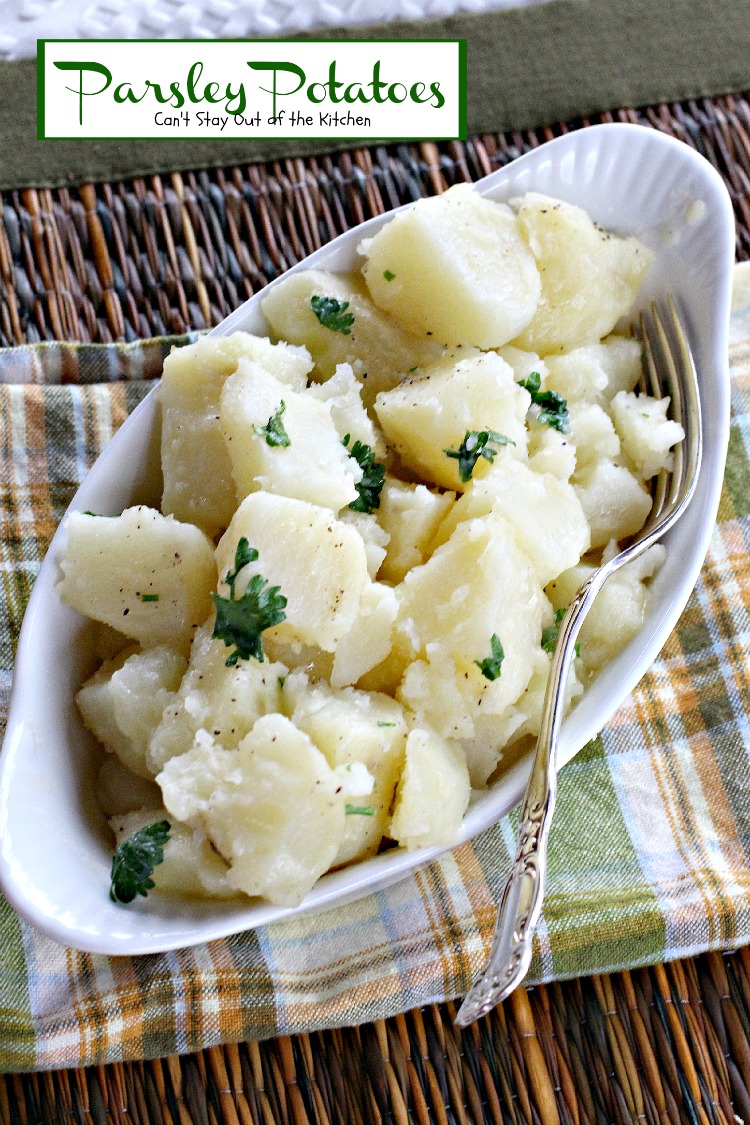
top-left (38, 40), bottom-right (466, 141)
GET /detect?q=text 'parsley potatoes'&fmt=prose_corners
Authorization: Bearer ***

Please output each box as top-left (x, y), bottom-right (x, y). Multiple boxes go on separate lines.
top-left (57, 186), bottom-right (682, 910)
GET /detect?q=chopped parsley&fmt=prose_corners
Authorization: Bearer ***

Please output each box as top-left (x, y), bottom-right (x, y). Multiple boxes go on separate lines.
top-left (345, 805), bottom-right (376, 816)
top-left (343, 434), bottom-right (386, 514)
top-left (212, 538), bottom-right (287, 666)
top-left (310, 295), bottom-right (355, 335)
top-left (377, 721), bottom-right (396, 727)
top-left (383, 270), bottom-right (396, 281)
top-left (519, 372), bottom-right (569, 433)
top-left (140, 593), bottom-right (159, 602)
top-left (475, 634), bottom-right (505, 681)
top-left (541, 607), bottom-right (580, 658)
top-left (254, 401), bottom-right (291, 447)
top-left (110, 820), bottom-right (170, 904)
top-left (444, 430), bottom-right (515, 483)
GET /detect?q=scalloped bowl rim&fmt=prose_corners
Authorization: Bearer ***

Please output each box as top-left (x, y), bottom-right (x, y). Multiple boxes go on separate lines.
top-left (0, 124), bottom-right (735, 954)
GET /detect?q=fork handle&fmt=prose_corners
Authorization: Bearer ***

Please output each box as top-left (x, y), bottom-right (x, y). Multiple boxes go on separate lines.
top-left (454, 754), bottom-right (557, 1024)
top-left (454, 577), bottom-right (600, 1027)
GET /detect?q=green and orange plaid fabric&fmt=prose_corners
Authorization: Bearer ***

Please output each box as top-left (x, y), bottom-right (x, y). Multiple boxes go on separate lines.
top-left (1, 275), bottom-right (750, 1072)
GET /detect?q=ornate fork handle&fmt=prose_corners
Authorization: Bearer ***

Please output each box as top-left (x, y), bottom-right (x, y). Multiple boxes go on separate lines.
top-left (455, 575), bottom-right (602, 1026)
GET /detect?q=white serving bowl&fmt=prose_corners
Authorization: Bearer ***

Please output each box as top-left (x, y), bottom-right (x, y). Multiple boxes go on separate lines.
top-left (0, 124), bottom-right (735, 954)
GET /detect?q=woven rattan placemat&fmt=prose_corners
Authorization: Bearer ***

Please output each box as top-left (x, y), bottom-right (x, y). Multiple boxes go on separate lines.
top-left (2, 96), bottom-right (750, 1122)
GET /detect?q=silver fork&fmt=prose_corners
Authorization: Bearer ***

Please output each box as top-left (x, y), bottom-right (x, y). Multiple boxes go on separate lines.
top-left (455, 299), bottom-right (702, 1027)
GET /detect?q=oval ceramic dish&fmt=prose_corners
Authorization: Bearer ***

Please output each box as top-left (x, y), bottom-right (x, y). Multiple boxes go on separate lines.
top-left (0, 124), bottom-right (735, 954)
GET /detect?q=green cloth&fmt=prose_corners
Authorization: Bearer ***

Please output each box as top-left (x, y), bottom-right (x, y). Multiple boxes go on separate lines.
top-left (2, 0), bottom-right (750, 190)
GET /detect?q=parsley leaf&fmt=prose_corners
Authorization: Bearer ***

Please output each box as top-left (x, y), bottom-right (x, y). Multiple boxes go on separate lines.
top-left (140, 593), bottom-right (159, 602)
top-left (343, 435), bottom-right (386, 514)
top-left (444, 430), bottom-right (515, 483)
top-left (110, 820), bottom-right (170, 904)
top-left (254, 401), bottom-right (291, 447)
top-left (311, 295), bottom-right (355, 335)
top-left (383, 270), bottom-right (396, 281)
top-left (541, 607), bottom-right (580, 658)
top-left (475, 634), bottom-right (504, 681)
top-left (345, 805), bottom-right (376, 816)
top-left (519, 372), bottom-right (569, 433)
top-left (212, 538), bottom-right (286, 666)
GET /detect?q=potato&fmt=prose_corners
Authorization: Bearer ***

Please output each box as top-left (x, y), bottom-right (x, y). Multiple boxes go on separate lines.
top-left (568, 403), bottom-right (621, 475)
top-left (148, 622), bottom-right (286, 771)
top-left (544, 336), bottom-right (643, 405)
top-left (220, 357), bottom-right (361, 512)
top-left (58, 507), bottom-right (217, 652)
top-left (161, 333), bottom-right (312, 537)
top-left (389, 727), bottom-right (470, 850)
top-left (110, 808), bottom-right (236, 899)
top-left (96, 755), bottom-right (162, 817)
top-left (377, 478), bottom-right (455, 584)
top-left (547, 545), bottom-right (665, 671)
top-left (512, 195), bottom-right (652, 354)
top-left (610, 391), bottom-right (685, 479)
top-left (527, 427), bottom-right (576, 481)
top-left (261, 270), bottom-right (443, 406)
top-left (331, 582), bottom-right (398, 688)
top-left (78, 645), bottom-right (187, 778)
top-left (573, 459), bottom-right (652, 549)
top-left (285, 674), bottom-right (407, 866)
top-left (361, 185), bottom-right (540, 348)
top-left (338, 511), bottom-right (390, 579)
top-left (148, 631), bottom-right (281, 767)
top-left (430, 458), bottom-right (590, 587)
top-left (374, 352), bottom-right (530, 491)
top-left (496, 344), bottom-right (548, 385)
top-left (215, 492), bottom-right (369, 652)
top-left (157, 715), bottom-right (344, 907)
top-left (396, 516), bottom-right (546, 737)
top-left (306, 362), bottom-right (386, 458)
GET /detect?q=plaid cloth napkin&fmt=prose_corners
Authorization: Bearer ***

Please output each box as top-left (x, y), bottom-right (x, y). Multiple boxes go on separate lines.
top-left (1, 274), bottom-right (750, 1073)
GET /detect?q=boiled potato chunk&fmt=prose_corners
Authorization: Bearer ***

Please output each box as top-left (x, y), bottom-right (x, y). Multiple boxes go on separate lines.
top-left (339, 511), bottom-right (390, 579)
top-left (58, 508), bottom-right (216, 652)
top-left (547, 545), bottom-right (665, 671)
top-left (544, 337), bottom-right (643, 405)
top-left (96, 756), bottom-right (162, 817)
top-left (285, 674), bottom-right (407, 866)
top-left (215, 492), bottom-right (369, 652)
top-left (610, 391), bottom-right (685, 479)
top-left (361, 185), bottom-right (540, 348)
top-left (374, 352), bottom-right (530, 491)
top-left (568, 403), bottom-right (621, 475)
top-left (573, 460), bottom-right (652, 549)
top-left (331, 582), bottom-right (398, 688)
top-left (161, 333), bottom-right (312, 536)
top-left (306, 363), bottom-right (386, 458)
top-left (527, 427), bottom-right (576, 481)
top-left (77, 645), bottom-right (187, 778)
top-left (220, 357), bottom-right (361, 512)
top-left (148, 622), bottom-right (285, 770)
top-left (430, 459), bottom-right (590, 587)
top-left (261, 270), bottom-right (443, 406)
top-left (377, 478), bottom-right (455, 584)
top-left (512, 195), bottom-right (652, 354)
top-left (389, 727), bottom-right (470, 850)
top-left (396, 516), bottom-right (545, 737)
top-left (110, 808), bottom-right (236, 899)
top-left (157, 714), bottom-right (344, 907)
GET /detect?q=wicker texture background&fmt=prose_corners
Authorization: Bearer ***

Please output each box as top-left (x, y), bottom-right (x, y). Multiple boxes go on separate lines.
top-left (2, 97), bottom-right (750, 354)
top-left (3, 95), bottom-right (750, 1121)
